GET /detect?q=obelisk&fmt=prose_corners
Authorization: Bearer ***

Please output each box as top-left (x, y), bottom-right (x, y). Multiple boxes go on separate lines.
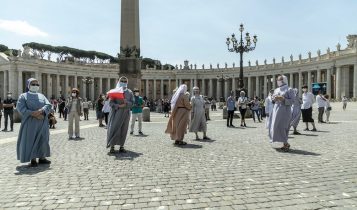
top-left (119, 0), bottom-right (142, 90)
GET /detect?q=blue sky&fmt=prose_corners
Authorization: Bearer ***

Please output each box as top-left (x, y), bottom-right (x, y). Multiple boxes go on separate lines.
top-left (1, 0), bottom-right (357, 66)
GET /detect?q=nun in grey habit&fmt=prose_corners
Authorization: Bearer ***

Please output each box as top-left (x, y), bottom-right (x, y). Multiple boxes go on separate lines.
top-left (106, 77), bottom-right (134, 153)
top-left (16, 78), bottom-right (52, 167)
top-left (269, 75), bottom-right (295, 151)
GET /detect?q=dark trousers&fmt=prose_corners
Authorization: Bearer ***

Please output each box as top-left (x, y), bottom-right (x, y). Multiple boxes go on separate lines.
top-left (83, 108), bottom-right (89, 120)
top-left (3, 110), bottom-right (14, 130)
top-left (318, 107), bottom-right (325, 122)
top-left (252, 109), bottom-right (261, 122)
top-left (104, 112), bottom-right (109, 125)
top-left (227, 110), bottom-right (234, 126)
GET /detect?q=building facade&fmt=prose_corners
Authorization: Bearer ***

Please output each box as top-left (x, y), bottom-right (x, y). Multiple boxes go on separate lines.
top-left (1, 35), bottom-right (357, 101)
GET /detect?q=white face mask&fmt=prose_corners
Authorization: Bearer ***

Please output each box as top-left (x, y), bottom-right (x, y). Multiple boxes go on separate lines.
top-left (277, 80), bottom-right (283, 87)
top-left (302, 88), bottom-right (307, 92)
top-left (72, 93), bottom-right (77, 97)
top-left (135, 92), bottom-right (139, 96)
top-left (29, 85), bottom-right (39, 93)
top-left (7, 95), bottom-right (12, 98)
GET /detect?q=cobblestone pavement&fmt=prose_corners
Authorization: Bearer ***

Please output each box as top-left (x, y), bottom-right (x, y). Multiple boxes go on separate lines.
top-left (0, 103), bottom-right (356, 210)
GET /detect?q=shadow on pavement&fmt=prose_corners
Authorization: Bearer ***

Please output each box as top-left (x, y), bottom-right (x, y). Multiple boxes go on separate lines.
top-left (180, 143), bottom-right (203, 149)
top-left (133, 134), bottom-right (149, 138)
top-left (276, 148), bottom-right (321, 156)
top-left (15, 164), bottom-right (51, 175)
top-left (194, 139), bottom-right (216, 143)
top-left (109, 150), bottom-right (143, 160)
top-left (299, 133), bottom-right (318, 137)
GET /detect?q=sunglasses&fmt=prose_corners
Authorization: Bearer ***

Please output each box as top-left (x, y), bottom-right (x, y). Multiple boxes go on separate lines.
top-left (31, 84), bottom-right (40, 86)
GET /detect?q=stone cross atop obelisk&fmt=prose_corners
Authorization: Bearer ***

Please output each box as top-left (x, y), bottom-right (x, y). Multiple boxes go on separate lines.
top-left (119, 0), bottom-right (141, 89)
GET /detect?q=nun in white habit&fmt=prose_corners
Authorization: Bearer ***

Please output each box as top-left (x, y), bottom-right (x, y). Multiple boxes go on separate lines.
top-left (269, 75), bottom-right (295, 151)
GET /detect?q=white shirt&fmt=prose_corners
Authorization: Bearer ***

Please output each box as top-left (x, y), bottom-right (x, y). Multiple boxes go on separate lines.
top-left (301, 92), bottom-right (315, 109)
top-left (102, 100), bottom-right (111, 113)
top-left (316, 95), bottom-right (326, 108)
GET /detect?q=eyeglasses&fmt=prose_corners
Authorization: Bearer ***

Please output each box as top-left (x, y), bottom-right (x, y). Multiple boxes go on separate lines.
top-left (121, 81), bottom-right (128, 83)
top-left (31, 84), bottom-right (40, 86)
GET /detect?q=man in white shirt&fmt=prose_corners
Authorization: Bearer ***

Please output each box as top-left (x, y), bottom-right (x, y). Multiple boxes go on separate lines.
top-left (316, 91), bottom-right (326, 123)
top-left (301, 85), bottom-right (317, 131)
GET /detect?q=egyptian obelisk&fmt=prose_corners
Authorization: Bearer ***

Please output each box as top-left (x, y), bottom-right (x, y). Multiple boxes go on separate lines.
top-left (119, 0), bottom-right (141, 90)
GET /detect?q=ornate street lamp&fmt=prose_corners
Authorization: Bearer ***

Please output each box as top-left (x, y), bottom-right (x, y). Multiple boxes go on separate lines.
top-left (226, 23), bottom-right (257, 94)
top-left (82, 77), bottom-right (93, 99)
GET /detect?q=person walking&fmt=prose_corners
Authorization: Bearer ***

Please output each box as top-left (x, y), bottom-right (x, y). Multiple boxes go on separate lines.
top-left (58, 97), bottom-right (65, 118)
top-left (130, 88), bottom-right (144, 135)
top-left (96, 94), bottom-right (105, 127)
top-left (66, 88), bottom-right (83, 139)
top-left (189, 87), bottom-right (210, 140)
top-left (165, 84), bottom-right (192, 146)
top-left (211, 98), bottom-right (217, 111)
top-left (316, 91), bottom-right (326, 123)
top-left (163, 99), bottom-right (170, 118)
top-left (265, 89), bottom-right (274, 129)
top-left (82, 98), bottom-right (90, 120)
top-left (16, 78), bottom-right (52, 167)
top-left (226, 91), bottom-right (236, 127)
top-left (2, 92), bottom-right (15, 132)
top-left (290, 88), bottom-right (302, 134)
top-left (107, 77), bottom-right (134, 153)
top-left (301, 85), bottom-right (317, 131)
top-left (324, 95), bottom-right (332, 123)
top-left (342, 96), bottom-right (348, 110)
top-left (269, 75), bottom-right (295, 152)
top-left (250, 96), bottom-right (261, 123)
top-left (204, 96), bottom-right (211, 120)
top-left (102, 96), bottom-right (111, 127)
top-left (237, 91), bottom-right (249, 127)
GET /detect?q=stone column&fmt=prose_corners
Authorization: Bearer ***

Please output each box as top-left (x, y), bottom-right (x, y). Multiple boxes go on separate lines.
top-left (98, 77), bottom-right (103, 94)
top-left (56, 75), bottom-right (60, 98)
top-left (18, 70), bottom-right (23, 97)
top-left (168, 79), bottom-right (171, 97)
top-left (153, 79), bottom-right (157, 100)
top-left (64, 75), bottom-right (69, 98)
top-left (3, 71), bottom-right (8, 98)
top-left (74, 75), bottom-right (78, 90)
top-left (145, 79), bottom-right (149, 98)
top-left (336, 66), bottom-right (341, 100)
top-left (326, 68), bottom-right (331, 97)
top-left (354, 64), bottom-right (357, 98)
top-left (34, 71), bottom-right (42, 93)
top-left (47, 74), bottom-right (52, 98)
top-left (90, 81), bottom-right (95, 101)
top-left (317, 69), bottom-right (321, 83)
top-left (289, 73), bottom-right (294, 87)
top-left (175, 79), bottom-right (178, 88)
top-left (209, 79), bottom-right (213, 98)
top-left (298, 72), bottom-right (303, 97)
top-left (255, 76), bottom-right (260, 98)
top-left (82, 82), bottom-right (87, 99)
top-left (263, 75), bottom-right (267, 98)
top-left (216, 79), bottom-right (221, 99)
top-left (248, 76), bottom-right (252, 98)
top-left (106, 78), bottom-right (110, 93)
top-left (232, 77), bottom-right (236, 96)
top-left (179, 79), bottom-right (182, 86)
top-left (160, 79), bottom-right (164, 99)
top-left (272, 74), bottom-right (276, 90)
top-left (202, 79), bottom-right (205, 95)
top-left (224, 79), bottom-right (228, 98)
top-left (190, 79), bottom-right (194, 91)
top-left (307, 71), bottom-right (312, 92)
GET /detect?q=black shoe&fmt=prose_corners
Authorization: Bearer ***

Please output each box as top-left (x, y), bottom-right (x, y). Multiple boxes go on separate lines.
top-left (75, 136), bottom-right (80, 139)
top-left (10, 129), bottom-right (13, 132)
top-left (119, 147), bottom-right (127, 153)
top-left (303, 128), bottom-right (310, 131)
top-left (30, 159), bottom-right (38, 167)
top-left (230, 125), bottom-right (235, 127)
top-left (244, 123), bottom-right (247, 127)
top-left (38, 158), bottom-right (51, 164)
top-left (109, 147), bottom-right (115, 153)
top-left (138, 131), bottom-right (143, 135)
top-left (311, 128), bottom-right (317, 132)
top-left (203, 136), bottom-right (211, 140)
top-left (293, 131), bottom-right (301, 135)
top-left (1, 129), bottom-right (7, 132)
top-left (130, 131), bottom-right (133, 135)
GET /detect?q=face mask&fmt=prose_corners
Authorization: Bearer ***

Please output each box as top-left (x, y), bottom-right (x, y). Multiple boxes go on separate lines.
top-left (193, 91), bottom-right (199, 95)
top-left (302, 88), bottom-right (307, 92)
top-left (72, 93), bottom-right (77, 97)
top-left (135, 92), bottom-right (139, 96)
top-left (29, 85), bottom-right (39, 93)
top-left (277, 80), bottom-right (283, 87)
top-left (7, 95), bottom-right (11, 98)
top-left (119, 82), bottom-right (127, 88)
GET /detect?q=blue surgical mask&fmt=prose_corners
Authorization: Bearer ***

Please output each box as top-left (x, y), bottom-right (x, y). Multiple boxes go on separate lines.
top-left (119, 82), bottom-right (127, 88)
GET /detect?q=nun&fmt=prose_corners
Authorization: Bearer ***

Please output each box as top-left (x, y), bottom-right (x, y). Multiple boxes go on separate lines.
top-left (189, 87), bottom-right (210, 140)
top-left (269, 75), bottom-right (295, 151)
top-left (290, 88), bottom-right (302, 134)
top-left (264, 89), bottom-right (274, 129)
top-left (106, 77), bottom-right (134, 153)
top-left (16, 78), bottom-right (52, 167)
top-left (165, 84), bottom-right (192, 145)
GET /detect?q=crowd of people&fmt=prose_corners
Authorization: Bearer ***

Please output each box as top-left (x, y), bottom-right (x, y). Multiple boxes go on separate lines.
top-left (1, 74), bottom-right (352, 166)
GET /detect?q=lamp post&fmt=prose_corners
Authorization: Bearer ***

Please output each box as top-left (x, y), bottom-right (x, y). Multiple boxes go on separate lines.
top-left (82, 77), bottom-right (93, 100)
top-left (217, 71), bottom-right (231, 102)
top-left (226, 24), bottom-right (257, 94)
